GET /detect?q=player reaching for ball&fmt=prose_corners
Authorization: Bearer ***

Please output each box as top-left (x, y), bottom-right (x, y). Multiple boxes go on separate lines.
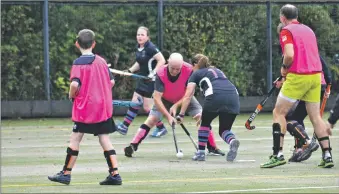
top-left (124, 53), bottom-right (224, 157)
top-left (177, 54), bottom-right (241, 162)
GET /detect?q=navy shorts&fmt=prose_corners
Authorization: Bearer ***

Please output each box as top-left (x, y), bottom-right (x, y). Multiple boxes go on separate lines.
top-left (204, 92), bottom-right (240, 114)
top-left (73, 117), bottom-right (116, 136)
top-left (135, 80), bottom-right (154, 98)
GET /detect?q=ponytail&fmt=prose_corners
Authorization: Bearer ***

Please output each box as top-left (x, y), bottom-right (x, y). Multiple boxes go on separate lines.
top-left (192, 54), bottom-right (211, 69)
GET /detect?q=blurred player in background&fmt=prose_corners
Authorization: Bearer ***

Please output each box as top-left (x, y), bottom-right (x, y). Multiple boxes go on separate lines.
top-left (124, 53), bottom-right (225, 157)
top-left (116, 26), bottom-right (167, 137)
top-left (48, 29), bottom-right (122, 185)
top-left (178, 54), bottom-right (240, 162)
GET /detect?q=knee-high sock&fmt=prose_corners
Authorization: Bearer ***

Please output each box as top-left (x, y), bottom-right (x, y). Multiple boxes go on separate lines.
top-left (221, 130), bottom-right (236, 144)
top-left (198, 126), bottom-right (210, 151)
top-left (131, 124), bottom-right (151, 150)
top-left (207, 130), bottom-right (217, 148)
top-left (123, 106), bottom-right (140, 127)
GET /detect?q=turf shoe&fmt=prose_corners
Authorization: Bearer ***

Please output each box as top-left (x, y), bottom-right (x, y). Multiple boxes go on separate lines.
top-left (99, 174), bottom-right (122, 185)
top-left (207, 147), bottom-right (225, 156)
top-left (260, 155), bottom-right (287, 168)
top-left (227, 139), bottom-right (240, 162)
top-left (48, 171), bottom-right (71, 185)
top-left (124, 144), bottom-right (137, 157)
top-left (150, 127), bottom-right (168, 137)
top-left (192, 151), bottom-right (206, 161)
top-left (297, 140), bottom-right (319, 161)
top-left (116, 122), bottom-right (128, 135)
top-left (288, 150), bottom-right (302, 162)
top-left (318, 157), bottom-right (334, 168)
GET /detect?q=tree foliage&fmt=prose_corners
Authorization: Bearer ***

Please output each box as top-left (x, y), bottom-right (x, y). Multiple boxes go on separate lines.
top-left (1, 3), bottom-right (339, 100)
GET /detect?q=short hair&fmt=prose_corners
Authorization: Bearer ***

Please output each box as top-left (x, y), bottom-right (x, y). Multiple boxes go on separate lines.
top-left (77, 29), bottom-right (95, 49)
top-left (137, 26), bottom-right (150, 36)
top-left (280, 4), bottom-right (298, 20)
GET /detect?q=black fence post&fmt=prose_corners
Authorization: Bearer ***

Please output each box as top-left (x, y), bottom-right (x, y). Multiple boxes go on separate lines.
top-left (157, 0), bottom-right (164, 51)
top-left (266, 1), bottom-right (272, 93)
top-left (43, 0), bottom-right (51, 101)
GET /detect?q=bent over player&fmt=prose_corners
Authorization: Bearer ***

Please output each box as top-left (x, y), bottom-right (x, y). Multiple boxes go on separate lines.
top-left (178, 54), bottom-right (240, 162)
top-left (124, 53), bottom-right (224, 157)
top-left (48, 29), bottom-right (122, 185)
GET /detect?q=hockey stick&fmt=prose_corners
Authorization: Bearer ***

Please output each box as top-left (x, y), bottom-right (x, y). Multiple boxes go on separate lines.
top-left (177, 121), bottom-right (199, 151)
top-left (112, 100), bottom-right (142, 107)
top-left (171, 122), bottom-right (180, 153)
top-left (109, 68), bottom-right (152, 81)
top-left (245, 76), bottom-right (283, 130)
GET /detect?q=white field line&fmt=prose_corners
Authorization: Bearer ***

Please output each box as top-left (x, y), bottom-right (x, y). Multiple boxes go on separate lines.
top-left (2, 136), bottom-right (339, 149)
top-left (187, 185), bottom-right (339, 193)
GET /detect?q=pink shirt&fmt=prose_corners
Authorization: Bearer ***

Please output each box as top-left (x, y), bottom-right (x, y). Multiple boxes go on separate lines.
top-left (70, 55), bottom-right (113, 123)
top-left (282, 23), bottom-right (322, 74)
top-left (157, 62), bottom-right (192, 103)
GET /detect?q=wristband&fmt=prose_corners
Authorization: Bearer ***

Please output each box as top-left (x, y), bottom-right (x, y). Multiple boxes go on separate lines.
top-left (178, 113), bottom-right (185, 118)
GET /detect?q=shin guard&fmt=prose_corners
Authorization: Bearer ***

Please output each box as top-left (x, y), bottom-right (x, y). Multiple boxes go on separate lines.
top-left (63, 147), bottom-right (79, 172)
top-left (272, 123), bottom-right (281, 155)
top-left (104, 150), bottom-right (118, 174)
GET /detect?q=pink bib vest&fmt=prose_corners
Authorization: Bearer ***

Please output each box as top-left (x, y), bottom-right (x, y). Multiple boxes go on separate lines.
top-left (283, 24), bottom-right (322, 74)
top-left (157, 63), bottom-right (192, 103)
top-left (70, 55), bottom-right (113, 123)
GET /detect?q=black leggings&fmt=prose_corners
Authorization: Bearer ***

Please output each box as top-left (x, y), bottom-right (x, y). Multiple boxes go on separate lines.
top-left (200, 110), bottom-right (237, 137)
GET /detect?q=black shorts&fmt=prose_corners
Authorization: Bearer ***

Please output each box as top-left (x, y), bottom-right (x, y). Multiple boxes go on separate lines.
top-left (73, 118), bottom-right (116, 136)
top-left (135, 80), bottom-right (154, 98)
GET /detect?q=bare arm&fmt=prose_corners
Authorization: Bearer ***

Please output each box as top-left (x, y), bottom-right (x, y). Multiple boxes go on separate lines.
top-left (128, 62), bottom-right (140, 73)
top-left (179, 83), bottom-right (196, 115)
top-left (153, 52), bottom-right (166, 72)
top-left (69, 81), bottom-right (79, 99)
top-left (153, 90), bottom-right (171, 119)
top-left (283, 43), bottom-right (294, 66)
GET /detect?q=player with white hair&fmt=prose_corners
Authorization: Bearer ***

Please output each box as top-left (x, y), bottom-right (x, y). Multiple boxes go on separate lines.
top-left (123, 53), bottom-right (223, 157)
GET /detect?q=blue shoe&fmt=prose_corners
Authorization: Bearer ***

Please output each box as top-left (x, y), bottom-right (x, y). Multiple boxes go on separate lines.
top-left (192, 151), bottom-right (206, 161)
top-left (116, 122), bottom-right (128, 135)
top-left (48, 171), bottom-right (71, 185)
top-left (150, 127), bottom-right (168, 137)
top-left (99, 174), bottom-right (122, 185)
